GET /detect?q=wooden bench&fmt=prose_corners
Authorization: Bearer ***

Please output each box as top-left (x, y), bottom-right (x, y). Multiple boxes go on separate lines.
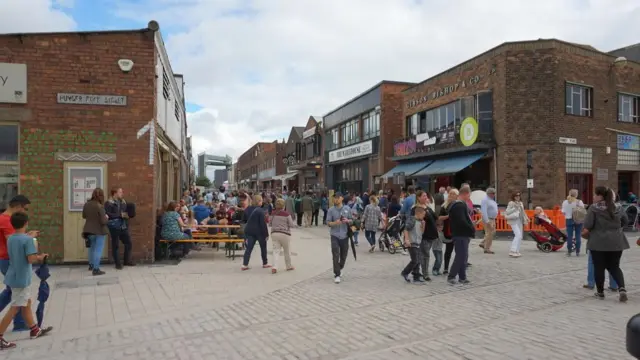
top-left (159, 225), bottom-right (244, 260)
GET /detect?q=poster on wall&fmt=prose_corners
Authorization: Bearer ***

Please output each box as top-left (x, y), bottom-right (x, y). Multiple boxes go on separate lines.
top-left (68, 167), bottom-right (104, 212)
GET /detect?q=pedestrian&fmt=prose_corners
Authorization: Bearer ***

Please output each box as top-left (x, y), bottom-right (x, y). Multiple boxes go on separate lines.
top-left (321, 193), bottom-right (329, 225)
top-left (438, 188), bottom-right (458, 275)
top-left (562, 188), bottom-right (586, 256)
top-left (583, 186), bottom-right (629, 301)
top-left (401, 206), bottom-right (426, 283)
top-left (241, 195), bottom-right (271, 271)
top-left (584, 191), bottom-right (618, 291)
top-left (0, 212), bottom-right (52, 350)
top-left (447, 186), bottom-right (475, 285)
top-left (312, 193), bottom-right (321, 226)
top-left (411, 191), bottom-right (438, 281)
top-left (82, 188), bottom-right (109, 276)
top-left (105, 187), bottom-right (134, 269)
top-left (479, 187), bottom-right (498, 254)
top-left (326, 192), bottom-right (352, 284)
top-left (362, 196), bottom-right (383, 252)
top-left (269, 199), bottom-right (296, 274)
top-left (505, 191), bottom-right (529, 257)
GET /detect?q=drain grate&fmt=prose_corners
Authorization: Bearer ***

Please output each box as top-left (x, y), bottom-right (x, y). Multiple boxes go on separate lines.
top-left (55, 277), bottom-right (120, 289)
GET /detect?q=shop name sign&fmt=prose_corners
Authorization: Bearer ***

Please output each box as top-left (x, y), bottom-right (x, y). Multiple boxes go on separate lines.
top-left (393, 126), bottom-right (457, 157)
top-left (258, 168), bottom-right (275, 179)
top-left (617, 134), bottom-right (640, 150)
top-left (406, 72), bottom-right (493, 109)
top-left (57, 93), bottom-right (128, 106)
top-left (329, 140), bottom-right (373, 163)
top-left (0, 63), bottom-right (27, 104)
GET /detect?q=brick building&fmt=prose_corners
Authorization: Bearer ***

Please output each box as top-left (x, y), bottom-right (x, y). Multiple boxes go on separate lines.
top-left (390, 39), bottom-right (640, 207)
top-left (286, 116), bottom-right (324, 192)
top-left (0, 21), bottom-right (189, 263)
top-left (237, 141), bottom-right (286, 191)
top-left (323, 81), bottom-right (414, 194)
top-left (275, 126), bottom-right (305, 192)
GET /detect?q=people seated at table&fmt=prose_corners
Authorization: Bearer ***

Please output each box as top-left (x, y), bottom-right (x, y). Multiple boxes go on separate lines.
top-left (192, 199), bottom-right (210, 224)
top-left (161, 201), bottom-right (192, 257)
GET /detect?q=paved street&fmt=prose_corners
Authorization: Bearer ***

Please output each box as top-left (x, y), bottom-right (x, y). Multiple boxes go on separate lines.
top-left (1, 227), bottom-right (639, 359)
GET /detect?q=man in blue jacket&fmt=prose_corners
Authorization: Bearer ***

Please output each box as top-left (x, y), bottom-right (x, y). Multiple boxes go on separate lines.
top-left (400, 186), bottom-right (416, 217)
top-left (240, 195), bottom-right (270, 271)
top-left (192, 199), bottom-right (210, 224)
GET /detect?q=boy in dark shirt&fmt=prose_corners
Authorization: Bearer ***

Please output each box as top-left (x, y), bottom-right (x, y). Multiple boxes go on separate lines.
top-left (446, 186), bottom-right (476, 285)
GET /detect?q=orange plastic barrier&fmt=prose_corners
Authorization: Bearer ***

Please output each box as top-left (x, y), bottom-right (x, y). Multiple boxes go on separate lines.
top-left (472, 210), bottom-right (566, 232)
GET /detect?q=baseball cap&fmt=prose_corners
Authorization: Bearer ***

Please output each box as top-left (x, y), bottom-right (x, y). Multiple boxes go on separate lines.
top-left (9, 194), bottom-right (31, 207)
top-left (334, 192), bottom-right (344, 198)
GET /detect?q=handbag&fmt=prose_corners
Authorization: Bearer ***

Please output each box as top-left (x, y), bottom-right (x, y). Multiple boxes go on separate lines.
top-left (505, 211), bottom-right (520, 221)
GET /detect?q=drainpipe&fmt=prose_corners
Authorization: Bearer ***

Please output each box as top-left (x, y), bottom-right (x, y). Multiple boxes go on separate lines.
top-left (493, 147), bottom-right (498, 195)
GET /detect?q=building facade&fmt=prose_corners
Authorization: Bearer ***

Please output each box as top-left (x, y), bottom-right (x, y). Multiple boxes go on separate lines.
top-left (390, 39), bottom-right (640, 207)
top-left (213, 168), bottom-right (228, 188)
top-left (237, 141), bottom-right (282, 191)
top-left (275, 126), bottom-right (305, 192)
top-left (0, 21), bottom-right (189, 263)
top-left (324, 81), bottom-right (414, 194)
top-left (286, 116), bottom-right (324, 192)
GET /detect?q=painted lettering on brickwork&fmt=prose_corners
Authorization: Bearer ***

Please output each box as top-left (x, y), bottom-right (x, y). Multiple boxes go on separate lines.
top-left (394, 139), bottom-right (417, 157)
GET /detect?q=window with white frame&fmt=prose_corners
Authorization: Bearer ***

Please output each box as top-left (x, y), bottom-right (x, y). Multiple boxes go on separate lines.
top-left (341, 118), bottom-right (359, 146)
top-left (363, 110), bottom-right (380, 139)
top-left (565, 146), bottom-right (592, 173)
top-left (162, 68), bottom-right (171, 100)
top-left (565, 83), bottom-right (593, 117)
top-left (0, 123), bottom-right (19, 210)
top-left (618, 93), bottom-right (640, 123)
top-left (174, 102), bottom-right (180, 122)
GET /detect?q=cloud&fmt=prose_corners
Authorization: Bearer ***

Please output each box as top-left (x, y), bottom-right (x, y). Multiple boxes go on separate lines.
top-left (0, 0), bottom-right (76, 33)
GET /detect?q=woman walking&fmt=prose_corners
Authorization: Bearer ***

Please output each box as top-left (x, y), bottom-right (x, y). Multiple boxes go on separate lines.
top-left (438, 189), bottom-right (458, 275)
top-left (269, 199), bottom-right (296, 274)
top-left (562, 188), bottom-right (586, 256)
top-left (82, 188), bottom-right (108, 276)
top-left (505, 191), bottom-right (529, 257)
top-left (362, 196), bottom-right (383, 252)
top-left (583, 186), bottom-right (630, 301)
top-left (241, 195), bottom-right (271, 271)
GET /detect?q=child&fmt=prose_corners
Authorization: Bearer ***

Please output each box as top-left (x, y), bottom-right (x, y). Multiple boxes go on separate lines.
top-left (401, 207), bottom-right (426, 283)
top-left (0, 212), bottom-right (52, 350)
top-left (534, 206), bottom-right (551, 223)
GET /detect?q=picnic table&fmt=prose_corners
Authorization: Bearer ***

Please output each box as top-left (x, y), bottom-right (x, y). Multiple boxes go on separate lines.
top-left (159, 225), bottom-right (244, 260)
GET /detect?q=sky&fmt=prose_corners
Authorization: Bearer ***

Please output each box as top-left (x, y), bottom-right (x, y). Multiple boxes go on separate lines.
top-left (2, 0), bottom-right (640, 180)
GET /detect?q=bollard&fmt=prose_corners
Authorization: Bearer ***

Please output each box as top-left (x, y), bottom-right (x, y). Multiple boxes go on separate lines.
top-left (628, 313), bottom-right (640, 359)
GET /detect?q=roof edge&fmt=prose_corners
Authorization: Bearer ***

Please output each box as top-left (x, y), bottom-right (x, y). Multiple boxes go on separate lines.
top-left (323, 80), bottom-right (415, 118)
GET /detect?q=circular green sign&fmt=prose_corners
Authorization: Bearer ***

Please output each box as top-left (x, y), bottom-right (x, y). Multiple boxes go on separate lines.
top-left (460, 117), bottom-right (479, 147)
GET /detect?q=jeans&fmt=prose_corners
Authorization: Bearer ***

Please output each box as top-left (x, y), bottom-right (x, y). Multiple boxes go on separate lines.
top-left (331, 236), bottom-right (349, 277)
top-left (432, 250), bottom-right (443, 272)
top-left (322, 209), bottom-right (328, 224)
top-left (296, 213), bottom-right (303, 226)
top-left (312, 210), bottom-right (319, 226)
top-left (420, 240), bottom-right (434, 277)
top-left (587, 250), bottom-right (617, 289)
top-left (448, 237), bottom-right (470, 281)
top-left (566, 219), bottom-right (583, 254)
top-left (243, 235), bottom-right (268, 266)
top-left (88, 234), bottom-right (106, 270)
top-left (364, 230), bottom-right (376, 246)
top-left (109, 227), bottom-right (132, 266)
top-left (0, 259), bottom-right (26, 329)
top-left (591, 250), bottom-right (625, 294)
top-left (444, 241), bottom-right (454, 271)
top-left (402, 246), bottom-right (422, 279)
top-left (352, 231), bottom-right (359, 245)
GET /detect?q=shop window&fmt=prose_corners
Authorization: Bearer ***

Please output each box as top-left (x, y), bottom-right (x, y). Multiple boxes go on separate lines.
top-left (618, 93), bottom-right (639, 123)
top-left (476, 91), bottom-right (493, 134)
top-left (363, 110), bottom-right (381, 140)
top-left (618, 149), bottom-right (640, 166)
top-left (565, 146), bottom-right (592, 173)
top-left (565, 83), bottom-right (593, 117)
top-left (0, 124), bottom-right (19, 211)
top-left (406, 114), bottom-right (418, 137)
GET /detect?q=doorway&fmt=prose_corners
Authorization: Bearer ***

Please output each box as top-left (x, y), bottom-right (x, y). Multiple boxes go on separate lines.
top-left (63, 162), bottom-right (108, 262)
top-left (566, 173), bottom-right (593, 204)
top-left (618, 171), bottom-right (635, 202)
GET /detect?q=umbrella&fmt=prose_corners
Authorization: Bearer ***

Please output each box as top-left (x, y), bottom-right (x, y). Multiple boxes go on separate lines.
top-left (349, 225), bottom-right (357, 261)
top-left (34, 256), bottom-right (50, 328)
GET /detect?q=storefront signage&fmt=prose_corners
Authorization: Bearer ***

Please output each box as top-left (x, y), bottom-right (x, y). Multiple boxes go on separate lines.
top-left (559, 137), bottom-right (577, 145)
top-left (394, 138), bottom-right (417, 157)
top-left (617, 134), bottom-right (640, 150)
top-left (68, 167), bottom-right (103, 212)
top-left (596, 168), bottom-right (608, 181)
top-left (406, 75), bottom-right (482, 109)
top-left (303, 126), bottom-right (316, 139)
top-left (460, 117), bottom-right (479, 147)
top-left (0, 63), bottom-right (27, 104)
top-left (328, 140), bottom-right (373, 163)
top-left (258, 168), bottom-right (275, 179)
top-left (251, 174), bottom-right (257, 179)
top-left (393, 125), bottom-right (458, 157)
top-left (57, 93), bottom-right (128, 106)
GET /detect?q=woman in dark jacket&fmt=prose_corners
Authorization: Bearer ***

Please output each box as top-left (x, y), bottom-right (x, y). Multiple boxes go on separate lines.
top-left (241, 195), bottom-right (271, 271)
top-left (584, 186), bottom-right (630, 301)
top-left (438, 189), bottom-right (458, 275)
top-left (83, 188), bottom-right (108, 276)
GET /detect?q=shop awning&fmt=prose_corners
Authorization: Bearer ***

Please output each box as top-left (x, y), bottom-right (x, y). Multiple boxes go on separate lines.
top-left (382, 160), bottom-right (434, 178)
top-left (274, 172), bottom-right (297, 181)
top-left (413, 153), bottom-right (485, 177)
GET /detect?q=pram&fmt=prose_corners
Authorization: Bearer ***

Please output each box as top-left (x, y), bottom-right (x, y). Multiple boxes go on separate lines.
top-left (529, 215), bottom-right (566, 253)
top-left (378, 214), bottom-right (404, 254)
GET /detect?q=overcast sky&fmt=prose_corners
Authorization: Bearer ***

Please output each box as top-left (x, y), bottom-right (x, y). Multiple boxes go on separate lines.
top-left (3, 0), bottom-right (640, 179)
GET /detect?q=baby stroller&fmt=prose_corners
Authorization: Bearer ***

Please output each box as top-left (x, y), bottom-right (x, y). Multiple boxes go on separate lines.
top-left (378, 214), bottom-right (404, 254)
top-left (529, 215), bottom-right (566, 253)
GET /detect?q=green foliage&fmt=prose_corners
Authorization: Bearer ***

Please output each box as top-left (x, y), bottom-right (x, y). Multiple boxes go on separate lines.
top-left (195, 175), bottom-right (212, 188)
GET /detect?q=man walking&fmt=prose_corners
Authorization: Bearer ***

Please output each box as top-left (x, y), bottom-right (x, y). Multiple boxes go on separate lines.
top-left (479, 188), bottom-right (498, 254)
top-left (301, 191), bottom-right (314, 227)
top-left (326, 193), bottom-right (352, 284)
top-left (447, 186), bottom-right (476, 285)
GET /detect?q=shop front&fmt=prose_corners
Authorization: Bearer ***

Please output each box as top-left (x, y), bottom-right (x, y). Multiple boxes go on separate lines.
top-left (258, 168), bottom-right (275, 191)
top-left (616, 133), bottom-right (640, 202)
top-left (325, 139), bottom-right (376, 194)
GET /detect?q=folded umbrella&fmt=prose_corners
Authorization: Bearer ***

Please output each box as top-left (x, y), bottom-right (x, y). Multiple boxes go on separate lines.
top-left (34, 256), bottom-right (51, 328)
top-left (350, 226), bottom-right (357, 261)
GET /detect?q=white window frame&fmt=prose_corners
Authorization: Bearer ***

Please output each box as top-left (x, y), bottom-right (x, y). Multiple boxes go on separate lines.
top-left (618, 93), bottom-right (640, 124)
top-left (566, 83), bottom-right (593, 117)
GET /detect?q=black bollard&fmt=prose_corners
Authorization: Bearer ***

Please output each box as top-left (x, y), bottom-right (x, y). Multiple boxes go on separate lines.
top-left (628, 313), bottom-right (640, 358)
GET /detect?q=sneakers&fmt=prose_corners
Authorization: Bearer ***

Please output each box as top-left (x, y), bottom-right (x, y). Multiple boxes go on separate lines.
top-left (594, 292), bottom-right (605, 299)
top-left (92, 269), bottom-right (105, 276)
top-left (271, 268), bottom-right (277, 274)
top-left (509, 252), bottom-right (520, 257)
top-left (240, 265), bottom-right (250, 271)
top-left (402, 274), bottom-right (411, 283)
top-left (334, 276), bottom-right (341, 284)
top-left (0, 337), bottom-right (16, 350)
top-left (30, 326), bottom-right (53, 339)
top-left (619, 290), bottom-right (628, 303)
top-left (447, 278), bottom-right (457, 285)
top-left (432, 270), bottom-right (441, 276)
top-left (460, 279), bottom-right (471, 285)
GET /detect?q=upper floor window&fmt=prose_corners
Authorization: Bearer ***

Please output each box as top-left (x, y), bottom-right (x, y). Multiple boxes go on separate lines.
top-left (162, 68), bottom-right (171, 100)
top-left (565, 83), bottom-right (593, 117)
top-left (174, 102), bottom-right (180, 122)
top-left (619, 93), bottom-right (640, 123)
top-left (363, 110), bottom-right (380, 140)
top-left (341, 118), bottom-right (359, 146)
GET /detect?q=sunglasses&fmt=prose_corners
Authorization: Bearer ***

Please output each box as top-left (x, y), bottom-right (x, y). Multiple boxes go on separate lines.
top-left (515, 194), bottom-right (521, 197)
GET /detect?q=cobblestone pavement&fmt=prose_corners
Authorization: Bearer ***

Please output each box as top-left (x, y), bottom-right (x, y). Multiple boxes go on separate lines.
top-left (1, 227), bottom-right (639, 360)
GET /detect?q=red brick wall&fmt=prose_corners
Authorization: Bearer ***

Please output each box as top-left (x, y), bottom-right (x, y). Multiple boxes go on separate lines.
top-left (0, 31), bottom-right (157, 263)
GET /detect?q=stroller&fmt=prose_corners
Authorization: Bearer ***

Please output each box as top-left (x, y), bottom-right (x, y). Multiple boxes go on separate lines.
top-left (529, 215), bottom-right (566, 253)
top-left (378, 214), bottom-right (404, 254)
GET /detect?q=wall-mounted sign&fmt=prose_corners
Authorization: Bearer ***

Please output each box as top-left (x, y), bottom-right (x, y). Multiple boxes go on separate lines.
top-left (393, 124), bottom-right (458, 157)
top-left (407, 75), bottom-right (483, 109)
top-left (559, 137), bottom-right (577, 145)
top-left (57, 93), bottom-right (128, 106)
top-left (460, 117), bottom-right (479, 147)
top-left (303, 126), bottom-right (316, 139)
top-left (329, 140), bottom-right (373, 163)
top-left (596, 168), bottom-right (609, 181)
top-left (617, 134), bottom-right (639, 150)
top-left (394, 138), bottom-right (417, 157)
top-left (251, 174), bottom-right (257, 179)
top-left (68, 167), bottom-right (104, 212)
top-left (0, 63), bottom-right (27, 104)
top-left (258, 168), bottom-right (276, 180)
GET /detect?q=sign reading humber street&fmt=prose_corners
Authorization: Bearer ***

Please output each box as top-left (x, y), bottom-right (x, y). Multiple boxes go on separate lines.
top-left (57, 93), bottom-right (128, 106)
top-left (329, 140), bottom-right (373, 163)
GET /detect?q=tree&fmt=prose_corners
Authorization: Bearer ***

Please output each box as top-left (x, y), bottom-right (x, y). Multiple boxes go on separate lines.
top-left (195, 175), bottom-right (212, 188)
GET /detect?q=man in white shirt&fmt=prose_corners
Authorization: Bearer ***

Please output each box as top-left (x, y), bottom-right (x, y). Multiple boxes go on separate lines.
top-left (217, 191), bottom-right (226, 202)
top-left (479, 187), bottom-right (498, 254)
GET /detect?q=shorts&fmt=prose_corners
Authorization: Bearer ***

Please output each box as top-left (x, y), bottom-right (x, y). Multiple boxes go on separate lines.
top-left (11, 287), bottom-right (31, 307)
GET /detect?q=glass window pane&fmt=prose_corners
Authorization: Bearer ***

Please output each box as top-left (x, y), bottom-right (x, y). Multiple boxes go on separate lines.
top-left (0, 125), bottom-right (18, 162)
top-left (566, 85), bottom-right (572, 112)
top-left (455, 101), bottom-right (461, 125)
top-left (446, 103), bottom-right (455, 126)
top-left (439, 107), bottom-right (446, 129)
top-left (572, 92), bottom-right (581, 115)
top-left (419, 112), bottom-right (427, 133)
top-left (426, 110), bottom-right (434, 131)
top-left (0, 164), bottom-right (19, 211)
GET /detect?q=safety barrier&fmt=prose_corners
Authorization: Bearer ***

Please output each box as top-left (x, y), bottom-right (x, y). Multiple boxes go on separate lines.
top-left (472, 210), bottom-right (566, 232)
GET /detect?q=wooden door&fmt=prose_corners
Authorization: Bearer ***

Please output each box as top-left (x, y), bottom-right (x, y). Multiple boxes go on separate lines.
top-left (63, 162), bottom-right (108, 262)
top-left (566, 173), bottom-right (593, 205)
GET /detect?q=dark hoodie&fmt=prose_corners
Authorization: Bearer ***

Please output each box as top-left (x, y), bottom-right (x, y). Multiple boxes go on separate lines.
top-left (584, 201), bottom-right (630, 252)
top-left (448, 200), bottom-right (476, 238)
top-left (242, 206), bottom-right (269, 240)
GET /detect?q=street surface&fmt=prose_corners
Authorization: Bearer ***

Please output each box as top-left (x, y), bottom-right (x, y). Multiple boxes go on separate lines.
top-left (0, 227), bottom-right (639, 360)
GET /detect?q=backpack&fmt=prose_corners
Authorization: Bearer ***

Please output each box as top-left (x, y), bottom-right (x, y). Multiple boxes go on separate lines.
top-left (572, 204), bottom-right (587, 224)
